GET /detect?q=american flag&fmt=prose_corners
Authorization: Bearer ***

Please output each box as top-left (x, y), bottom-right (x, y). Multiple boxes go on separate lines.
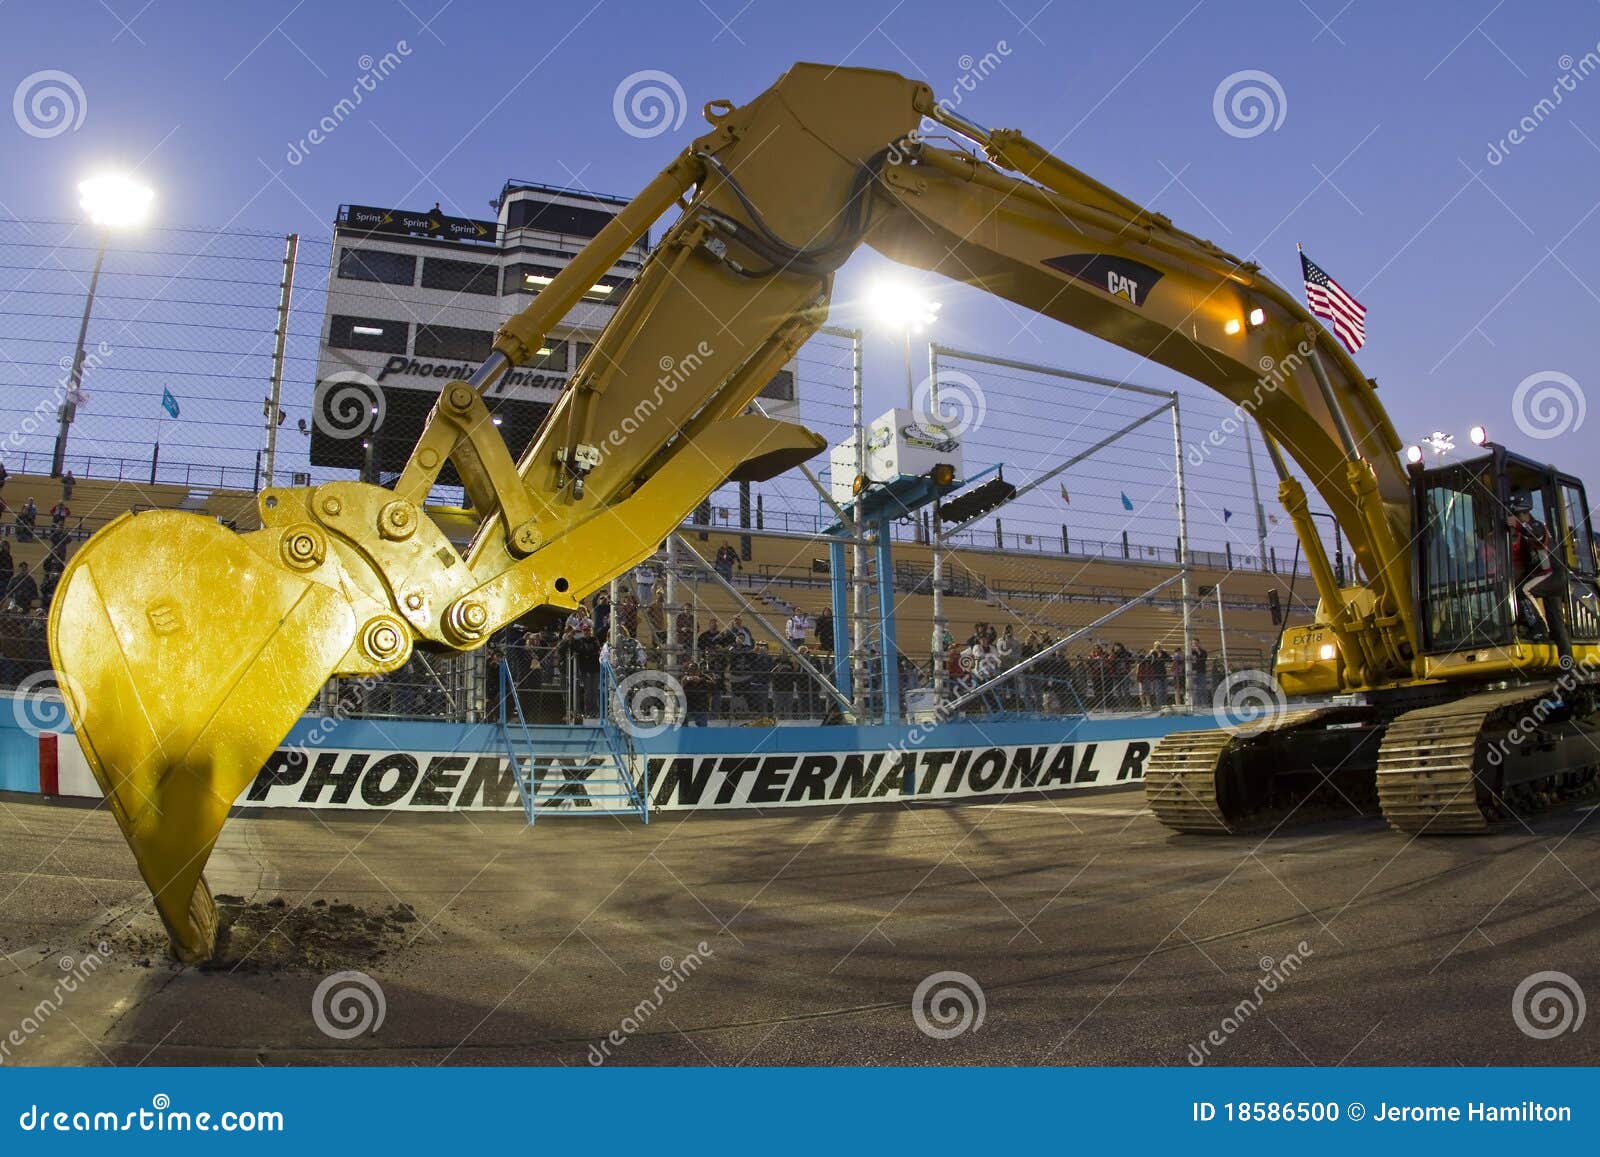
top-left (1300, 249), bottom-right (1367, 353)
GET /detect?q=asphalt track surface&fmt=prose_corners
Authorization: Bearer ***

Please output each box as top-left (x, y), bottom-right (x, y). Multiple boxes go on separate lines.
top-left (1, 787), bottom-right (1596, 1066)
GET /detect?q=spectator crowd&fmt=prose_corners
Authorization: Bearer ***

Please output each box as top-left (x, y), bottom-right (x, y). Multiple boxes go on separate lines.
top-left (944, 623), bottom-right (1217, 713)
top-left (488, 560), bottom-right (850, 726)
top-left (0, 467), bottom-right (81, 687)
top-left (1, 476), bottom-right (1243, 729)
top-left (482, 554), bottom-right (1232, 729)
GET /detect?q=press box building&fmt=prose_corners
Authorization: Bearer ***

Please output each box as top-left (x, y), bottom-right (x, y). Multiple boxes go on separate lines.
top-left (313, 180), bottom-right (796, 486)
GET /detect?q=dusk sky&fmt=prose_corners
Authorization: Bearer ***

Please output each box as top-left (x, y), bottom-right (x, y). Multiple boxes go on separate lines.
top-left (4, 0), bottom-right (1599, 550)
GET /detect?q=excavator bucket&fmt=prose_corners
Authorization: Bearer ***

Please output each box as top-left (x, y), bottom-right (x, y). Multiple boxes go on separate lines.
top-left (48, 510), bottom-right (359, 962)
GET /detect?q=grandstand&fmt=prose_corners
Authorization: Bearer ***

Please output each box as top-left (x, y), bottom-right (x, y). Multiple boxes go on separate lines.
top-left (0, 466), bottom-right (262, 689)
top-left (673, 526), bottom-right (1304, 664)
top-left (0, 465), bottom-right (258, 593)
top-left (2, 451), bottom-right (1311, 725)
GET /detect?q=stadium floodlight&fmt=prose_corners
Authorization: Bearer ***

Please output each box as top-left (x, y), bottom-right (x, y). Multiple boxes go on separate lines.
top-left (78, 173), bottom-right (154, 229)
top-left (869, 279), bottom-right (940, 332)
top-left (870, 278), bottom-right (941, 410)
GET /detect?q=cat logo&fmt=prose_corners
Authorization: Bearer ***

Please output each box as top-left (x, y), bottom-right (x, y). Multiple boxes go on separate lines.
top-left (147, 601), bottom-right (181, 635)
top-left (1042, 254), bottom-right (1164, 309)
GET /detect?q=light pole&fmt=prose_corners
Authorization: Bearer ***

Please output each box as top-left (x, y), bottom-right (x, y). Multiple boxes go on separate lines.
top-left (53, 174), bottom-right (154, 477)
top-left (1214, 579), bottom-right (1229, 679)
top-left (869, 278), bottom-right (942, 699)
top-left (1307, 510), bottom-right (1345, 586)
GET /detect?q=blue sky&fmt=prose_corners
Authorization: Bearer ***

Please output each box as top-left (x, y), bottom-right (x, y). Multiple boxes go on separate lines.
top-left (3, 0), bottom-right (1600, 541)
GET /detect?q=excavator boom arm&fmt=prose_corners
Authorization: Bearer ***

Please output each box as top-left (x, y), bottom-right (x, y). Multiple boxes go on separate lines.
top-left (49, 63), bottom-right (1418, 961)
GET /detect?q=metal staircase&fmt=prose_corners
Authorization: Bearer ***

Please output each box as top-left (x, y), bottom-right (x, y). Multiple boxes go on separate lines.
top-left (497, 659), bottom-right (649, 823)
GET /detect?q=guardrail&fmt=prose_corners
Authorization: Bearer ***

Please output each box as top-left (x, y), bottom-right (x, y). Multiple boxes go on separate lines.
top-left (740, 558), bottom-right (1292, 616)
top-left (697, 507), bottom-right (1306, 575)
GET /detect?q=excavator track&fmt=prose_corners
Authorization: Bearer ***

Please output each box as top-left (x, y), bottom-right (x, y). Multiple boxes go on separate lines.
top-left (1377, 682), bottom-right (1600, 834)
top-left (1145, 708), bottom-right (1353, 834)
top-left (1150, 683), bottom-right (1600, 838)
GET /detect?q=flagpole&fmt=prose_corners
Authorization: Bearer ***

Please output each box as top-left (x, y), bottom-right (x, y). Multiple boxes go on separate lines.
top-left (151, 412), bottom-right (162, 485)
top-left (1243, 421), bottom-right (1270, 573)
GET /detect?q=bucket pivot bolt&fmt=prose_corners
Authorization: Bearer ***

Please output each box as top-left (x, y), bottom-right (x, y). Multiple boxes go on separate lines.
top-left (280, 525), bottom-right (326, 570)
top-left (444, 598), bottom-right (490, 643)
top-left (360, 616), bottom-right (409, 665)
top-left (379, 500), bottom-right (416, 541)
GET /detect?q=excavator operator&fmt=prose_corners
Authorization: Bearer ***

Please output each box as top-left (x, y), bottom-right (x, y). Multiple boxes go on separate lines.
top-left (1506, 494), bottom-right (1571, 665)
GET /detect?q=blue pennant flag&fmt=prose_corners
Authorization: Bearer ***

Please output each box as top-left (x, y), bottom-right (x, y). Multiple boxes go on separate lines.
top-left (1223, 509), bottom-right (1233, 522)
top-left (1120, 492), bottom-right (1134, 511)
top-left (160, 388), bottom-right (180, 419)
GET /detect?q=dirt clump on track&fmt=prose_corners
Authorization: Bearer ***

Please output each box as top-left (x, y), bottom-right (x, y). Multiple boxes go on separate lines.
top-left (113, 895), bottom-right (424, 974)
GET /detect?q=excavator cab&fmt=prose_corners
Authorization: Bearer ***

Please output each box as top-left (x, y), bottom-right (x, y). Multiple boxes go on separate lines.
top-left (1412, 445), bottom-right (1600, 659)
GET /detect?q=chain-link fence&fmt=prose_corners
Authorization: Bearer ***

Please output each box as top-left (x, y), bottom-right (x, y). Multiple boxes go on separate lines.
top-left (1, 218), bottom-right (1313, 725)
top-left (475, 536), bottom-right (1280, 728)
top-left (2, 220), bottom-right (312, 486)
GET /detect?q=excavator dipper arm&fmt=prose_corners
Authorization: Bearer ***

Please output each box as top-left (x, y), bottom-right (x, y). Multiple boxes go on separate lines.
top-left (49, 63), bottom-right (1413, 960)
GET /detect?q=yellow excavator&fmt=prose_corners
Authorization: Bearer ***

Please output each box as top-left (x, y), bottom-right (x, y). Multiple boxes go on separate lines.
top-left (49, 64), bottom-right (1600, 962)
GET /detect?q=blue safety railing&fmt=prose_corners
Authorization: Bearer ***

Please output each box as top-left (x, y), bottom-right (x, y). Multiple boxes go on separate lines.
top-left (497, 657), bottom-right (537, 824)
top-left (497, 657), bottom-right (649, 823)
top-left (599, 660), bottom-right (649, 824)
